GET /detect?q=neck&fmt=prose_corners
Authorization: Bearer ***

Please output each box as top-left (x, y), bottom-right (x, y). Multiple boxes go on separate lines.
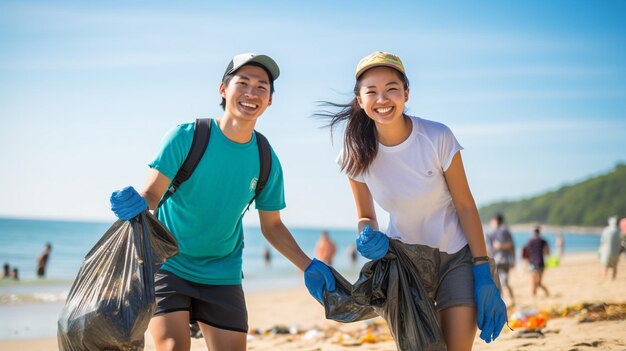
top-left (218, 113), bottom-right (256, 143)
top-left (375, 115), bottom-right (412, 147)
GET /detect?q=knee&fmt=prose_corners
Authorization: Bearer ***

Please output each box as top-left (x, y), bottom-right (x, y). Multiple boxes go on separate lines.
top-left (154, 336), bottom-right (190, 351)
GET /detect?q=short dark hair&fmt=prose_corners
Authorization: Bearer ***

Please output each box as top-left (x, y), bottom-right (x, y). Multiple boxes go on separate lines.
top-left (220, 62), bottom-right (275, 110)
top-left (493, 213), bottom-right (504, 225)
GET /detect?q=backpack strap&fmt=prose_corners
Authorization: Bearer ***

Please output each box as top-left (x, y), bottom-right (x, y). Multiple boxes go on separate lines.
top-left (156, 118), bottom-right (211, 210)
top-left (155, 118), bottom-right (272, 214)
top-left (243, 131), bottom-right (272, 213)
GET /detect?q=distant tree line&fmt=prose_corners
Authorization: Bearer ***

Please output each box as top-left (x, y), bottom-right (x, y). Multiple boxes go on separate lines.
top-left (478, 163), bottom-right (626, 226)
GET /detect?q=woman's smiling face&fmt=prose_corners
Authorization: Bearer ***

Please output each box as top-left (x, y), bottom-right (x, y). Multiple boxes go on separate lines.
top-left (356, 66), bottom-right (409, 125)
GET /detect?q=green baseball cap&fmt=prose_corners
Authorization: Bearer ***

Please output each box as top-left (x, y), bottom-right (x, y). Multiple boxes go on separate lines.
top-left (222, 53), bottom-right (280, 81)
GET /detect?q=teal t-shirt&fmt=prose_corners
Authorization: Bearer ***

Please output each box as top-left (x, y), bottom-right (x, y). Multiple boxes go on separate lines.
top-left (149, 119), bottom-right (286, 285)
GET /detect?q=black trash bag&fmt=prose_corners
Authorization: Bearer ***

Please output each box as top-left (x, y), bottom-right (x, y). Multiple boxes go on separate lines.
top-left (322, 265), bottom-right (378, 323)
top-left (58, 211), bottom-right (178, 351)
top-left (322, 239), bottom-right (448, 351)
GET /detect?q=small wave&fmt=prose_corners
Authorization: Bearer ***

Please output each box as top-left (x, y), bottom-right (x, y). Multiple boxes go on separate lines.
top-left (0, 291), bottom-right (67, 304)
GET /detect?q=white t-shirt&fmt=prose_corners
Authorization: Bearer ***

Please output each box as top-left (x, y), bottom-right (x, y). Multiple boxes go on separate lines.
top-left (338, 116), bottom-right (467, 254)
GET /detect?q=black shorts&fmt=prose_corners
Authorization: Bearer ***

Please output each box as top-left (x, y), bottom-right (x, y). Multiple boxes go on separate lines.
top-left (154, 269), bottom-right (248, 333)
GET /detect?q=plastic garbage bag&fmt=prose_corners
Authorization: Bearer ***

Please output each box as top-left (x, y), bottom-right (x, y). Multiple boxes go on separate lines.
top-left (322, 265), bottom-right (378, 323)
top-left (58, 211), bottom-right (178, 351)
top-left (323, 239), bottom-right (461, 351)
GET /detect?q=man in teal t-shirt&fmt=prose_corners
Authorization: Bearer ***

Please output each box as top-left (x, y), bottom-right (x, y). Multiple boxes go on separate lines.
top-left (109, 53), bottom-right (335, 351)
top-left (149, 119), bottom-right (285, 285)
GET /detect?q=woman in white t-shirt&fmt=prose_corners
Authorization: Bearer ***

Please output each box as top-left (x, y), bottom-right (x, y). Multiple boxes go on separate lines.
top-left (319, 52), bottom-right (507, 350)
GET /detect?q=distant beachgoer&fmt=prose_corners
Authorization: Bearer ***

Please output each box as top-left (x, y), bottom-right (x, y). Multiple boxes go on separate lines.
top-left (486, 214), bottom-right (515, 306)
top-left (544, 231), bottom-right (564, 268)
top-left (318, 51), bottom-right (506, 346)
top-left (599, 216), bottom-right (621, 280)
top-left (619, 217), bottom-right (626, 255)
top-left (523, 226), bottom-right (550, 297)
top-left (2, 263), bottom-right (9, 279)
top-left (314, 230), bottom-right (337, 266)
top-left (555, 232), bottom-right (565, 259)
top-left (262, 246), bottom-right (271, 267)
top-left (12, 267), bottom-right (19, 281)
top-left (347, 244), bottom-right (358, 266)
top-left (37, 242), bottom-right (52, 278)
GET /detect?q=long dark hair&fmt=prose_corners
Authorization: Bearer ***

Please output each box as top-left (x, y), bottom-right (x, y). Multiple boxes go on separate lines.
top-left (315, 69), bottom-right (409, 178)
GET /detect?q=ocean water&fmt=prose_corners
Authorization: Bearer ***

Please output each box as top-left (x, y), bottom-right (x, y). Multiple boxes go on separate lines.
top-left (0, 217), bottom-right (365, 291)
top-left (0, 217), bottom-right (602, 340)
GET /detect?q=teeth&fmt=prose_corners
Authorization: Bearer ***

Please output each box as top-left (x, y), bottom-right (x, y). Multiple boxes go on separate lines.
top-left (376, 107), bottom-right (392, 113)
top-left (240, 102), bottom-right (257, 109)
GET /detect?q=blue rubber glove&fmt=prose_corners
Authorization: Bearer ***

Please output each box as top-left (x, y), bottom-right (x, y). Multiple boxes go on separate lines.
top-left (304, 259), bottom-right (336, 303)
top-left (473, 262), bottom-right (507, 343)
top-left (356, 225), bottom-right (390, 260)
top-left (110, 186), bottom-right (148, 221)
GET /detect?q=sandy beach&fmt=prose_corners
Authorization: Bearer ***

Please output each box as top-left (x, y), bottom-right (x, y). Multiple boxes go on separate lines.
top-left (1, 252), bottom-right (624, 351)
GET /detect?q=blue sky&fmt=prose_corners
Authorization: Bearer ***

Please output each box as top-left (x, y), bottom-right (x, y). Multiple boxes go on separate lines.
top-left (1, 1), bottom-right (625, 228)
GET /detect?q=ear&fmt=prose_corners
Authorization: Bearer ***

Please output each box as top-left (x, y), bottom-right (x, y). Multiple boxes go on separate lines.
top-left (404, 87), bottom-right (410, 102)
top-left (356, 95), bottom-right (364, 109)
top-left (219, 82), bottom-right (226, 99)
top-left (268, 94), bottom-right (273, 106)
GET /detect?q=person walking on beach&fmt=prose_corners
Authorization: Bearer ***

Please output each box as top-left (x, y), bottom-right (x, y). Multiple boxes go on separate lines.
top-left (2, 263), bottom-right (9, 279)
top-left (37, 242), bottom-right (52, 278)
top-left (314, 230), bottom-right (337, 265)
top-left (262, 246), bottom-right (272, 267)
top-left (486, 214), bottom-right (516, 306)
top-left (109, 53), bottom-right (335, 351)
top-left (347, 244), bottom-right (358, 266)
top-left (522, 226), bottom-right (550, 298)
top-left (555, 232), bottom-right (565, 259)
top-left (318, 51), bottom-right (507, 349)
top-left (618, 217), bottom-right (626, 257)
top-left (599, 216), bottom-right (621, 280)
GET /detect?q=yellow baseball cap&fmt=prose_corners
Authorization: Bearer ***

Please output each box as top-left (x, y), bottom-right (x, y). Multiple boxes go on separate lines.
top-left (355, 51), bottom-right (405, 79)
